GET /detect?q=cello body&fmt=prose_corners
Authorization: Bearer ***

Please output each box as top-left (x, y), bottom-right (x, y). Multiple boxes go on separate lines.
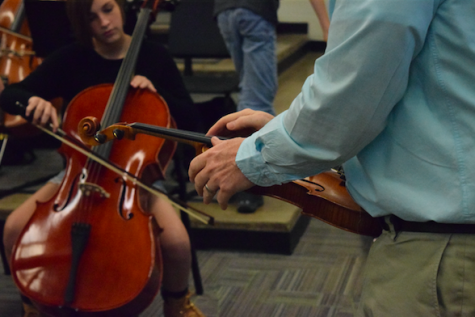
top-left (0, 0), bottom-right (42, 136)
top-left (11, 85), bottom-right (174, 316)
top-left (0, 0), bottom-right (38, 83)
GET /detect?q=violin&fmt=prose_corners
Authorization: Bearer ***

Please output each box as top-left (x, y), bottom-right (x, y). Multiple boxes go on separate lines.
top-left (10, 0), bottom-right (191, 315)
top-left (80, 121), bottom-right (383, 237)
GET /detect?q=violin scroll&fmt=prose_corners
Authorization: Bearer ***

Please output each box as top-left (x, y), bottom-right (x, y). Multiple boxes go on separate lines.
top-left (78, 116), bottom-right (99, 135)
top-left (78, 117), bottom-right (136, 146)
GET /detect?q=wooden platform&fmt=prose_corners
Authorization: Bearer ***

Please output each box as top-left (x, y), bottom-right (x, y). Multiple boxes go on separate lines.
top-left (0, 193), bottom-right (31, 216)
top-left (187, 197), bottom-right (310, 255)
top-left (173, 33), bottom-right (309, 76)
top-left (0, 193), bottom-right (30, 275)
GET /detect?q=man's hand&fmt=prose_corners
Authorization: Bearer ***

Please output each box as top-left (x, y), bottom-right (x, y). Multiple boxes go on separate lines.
top-left (189, 137), bottom-right (254, 210)
top-left (208, 109), bottom-right (274, 138)
top-left (26, 96), bottom-right (59, 132)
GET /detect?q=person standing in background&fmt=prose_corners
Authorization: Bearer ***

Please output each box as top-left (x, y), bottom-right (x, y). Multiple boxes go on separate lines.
top-left (213, 0), bottom-right (279, 213)
top-left (309, 0), bottom-right (329, 41)
top-left (214, 0), bottom-right (278, 116)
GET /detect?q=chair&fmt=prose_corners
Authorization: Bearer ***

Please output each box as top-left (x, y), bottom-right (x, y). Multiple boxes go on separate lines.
top-left (167, 0), bottom-right (239, 104)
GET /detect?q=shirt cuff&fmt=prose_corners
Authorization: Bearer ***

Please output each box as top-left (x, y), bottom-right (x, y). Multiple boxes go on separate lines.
top-left (236, 132), bottom-right (282, 187)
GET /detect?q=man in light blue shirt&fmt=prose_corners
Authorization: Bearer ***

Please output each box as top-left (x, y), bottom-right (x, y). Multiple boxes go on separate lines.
top-left (190, 0), bottom-right (475, 314)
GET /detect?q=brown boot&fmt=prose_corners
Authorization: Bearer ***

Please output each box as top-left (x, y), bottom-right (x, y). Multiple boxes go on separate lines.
top-left (163, 292), bottom-right (205, 317)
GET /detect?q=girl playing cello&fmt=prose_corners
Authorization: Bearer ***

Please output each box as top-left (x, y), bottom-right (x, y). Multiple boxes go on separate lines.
top-left (0, 0), bottom-right (204, 316)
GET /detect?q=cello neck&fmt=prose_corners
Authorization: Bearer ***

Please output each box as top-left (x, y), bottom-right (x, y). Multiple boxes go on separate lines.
top-left (10, 0), bottom-right (25, 33)
top-left (100, 7), bottom-right (153, 129)
top-left (96, 0), bottom-right (162, 159)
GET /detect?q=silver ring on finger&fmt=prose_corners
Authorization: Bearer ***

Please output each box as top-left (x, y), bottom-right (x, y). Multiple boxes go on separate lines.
top-left (204, 184), bottom-right (215, 194)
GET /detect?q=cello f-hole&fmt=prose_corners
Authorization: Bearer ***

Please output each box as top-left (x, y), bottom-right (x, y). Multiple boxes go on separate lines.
top-left (115, 177), bottom-right (133, 220)
top-left (55, 173), bottom-right (81, 212)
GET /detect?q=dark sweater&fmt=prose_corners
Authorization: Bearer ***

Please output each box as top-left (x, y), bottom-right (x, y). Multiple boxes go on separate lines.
top-left (0, 40), bottom-right (201, 132)
top-left (214, 0), bottom-right (280, 26)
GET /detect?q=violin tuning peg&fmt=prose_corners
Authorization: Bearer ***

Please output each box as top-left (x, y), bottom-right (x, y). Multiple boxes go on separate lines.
top-left (113, 129), bottom-right (124, 140)
top-left (94, 133), bottom-right (107, 144)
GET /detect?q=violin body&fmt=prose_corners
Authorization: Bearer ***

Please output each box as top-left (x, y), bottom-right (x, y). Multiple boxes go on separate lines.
top-left (11, 84), bottom-right (174, 316)
top-left (251, 171), bottom-right (382, 236)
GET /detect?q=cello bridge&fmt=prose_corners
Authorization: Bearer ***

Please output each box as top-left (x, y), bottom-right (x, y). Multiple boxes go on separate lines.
top-left (79, 182), bottom-right (110, 198)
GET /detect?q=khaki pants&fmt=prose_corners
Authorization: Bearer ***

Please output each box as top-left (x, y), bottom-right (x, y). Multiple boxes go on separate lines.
top-left (356, 222), bottom-right (475, 317)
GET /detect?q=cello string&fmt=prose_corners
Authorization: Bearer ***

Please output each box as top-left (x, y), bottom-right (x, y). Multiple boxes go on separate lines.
top-left (85, 15), bottom-right (143, 197)
top-left (0, 26), bottom-right (31, 41)
top-left (100, 8), bottom-right (149, 130)
top-left (82, 6), bottom-right (156, 223)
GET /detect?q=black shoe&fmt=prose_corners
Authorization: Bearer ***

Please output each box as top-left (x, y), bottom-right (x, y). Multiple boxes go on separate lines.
top-left (234, 192), bottom-right (264, 214)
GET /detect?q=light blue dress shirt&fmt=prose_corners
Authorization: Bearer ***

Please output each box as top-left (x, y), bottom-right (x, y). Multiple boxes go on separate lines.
top-left (236, 0), bottom-right (475, 223)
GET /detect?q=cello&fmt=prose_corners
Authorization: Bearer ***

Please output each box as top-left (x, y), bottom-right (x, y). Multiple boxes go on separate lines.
top-left (10, 0), bottom-right (176, 315)
top-left (0, 0), bottom-right (42, 137)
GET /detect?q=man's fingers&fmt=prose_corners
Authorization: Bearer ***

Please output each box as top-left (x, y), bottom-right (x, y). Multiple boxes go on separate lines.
top-left (193, 172), bottom-right (209, 197)
top-left (229, 111), bottom-right (274, 131)
top-left (210, 136), bottom-right (223, 147)
top-left (207, 109), bottom-right (254, 136)
top-left (207, 109), bottom-right (273, 137)
top-left (202, 183), bottom-right (218, 204)
top-left (216, 190), bottom-right (233, 210)
top-left (189, 155), bottom-right (206, 183)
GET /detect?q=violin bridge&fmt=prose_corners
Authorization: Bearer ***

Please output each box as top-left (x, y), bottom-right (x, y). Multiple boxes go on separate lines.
top-left (79, 182), bottom-right (110, 198)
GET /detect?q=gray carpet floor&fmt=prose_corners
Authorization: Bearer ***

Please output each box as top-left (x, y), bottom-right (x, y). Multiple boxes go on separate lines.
top-left (1, 202), bottom-right (372, 316)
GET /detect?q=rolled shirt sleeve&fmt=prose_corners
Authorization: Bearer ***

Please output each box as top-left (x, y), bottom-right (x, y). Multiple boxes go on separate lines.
top-left (237, 0), bottom-right (437, 187)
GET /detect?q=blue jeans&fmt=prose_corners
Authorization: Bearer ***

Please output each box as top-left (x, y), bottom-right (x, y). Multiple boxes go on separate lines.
top-left (217, 8), bottom-right (277, 115)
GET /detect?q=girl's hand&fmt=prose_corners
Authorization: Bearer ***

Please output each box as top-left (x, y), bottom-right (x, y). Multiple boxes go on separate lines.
top-left (130, 75), bottom-right (157, 93)
top-left (26, 96), bottom-right (59, 132)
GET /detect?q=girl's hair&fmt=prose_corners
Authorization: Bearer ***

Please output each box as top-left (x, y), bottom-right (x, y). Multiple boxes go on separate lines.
top-left (66, 0), bottom-right (126, 48)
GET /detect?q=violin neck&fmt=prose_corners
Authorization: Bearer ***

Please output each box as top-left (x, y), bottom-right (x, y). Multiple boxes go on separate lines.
top-left (128, 123), bottom-right (226, 147)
